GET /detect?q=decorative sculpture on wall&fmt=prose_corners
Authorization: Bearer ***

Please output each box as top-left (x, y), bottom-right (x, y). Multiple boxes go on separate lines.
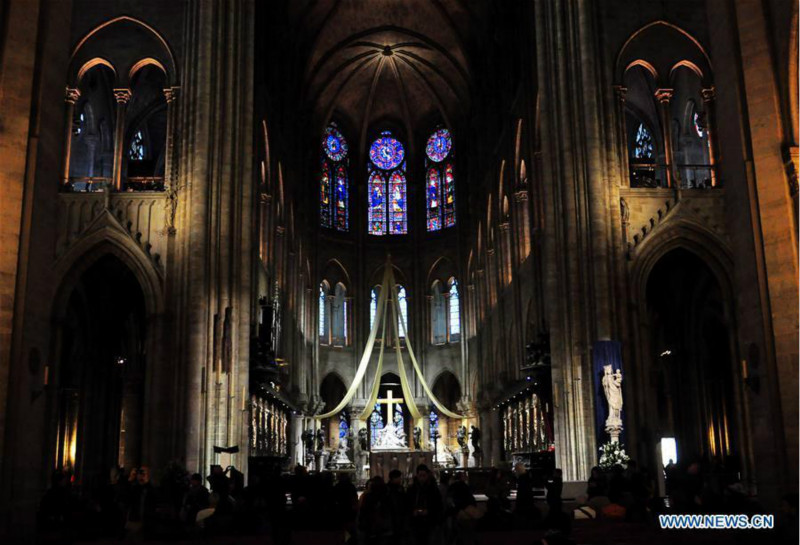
top-left (413, 426), bottom-right (422, 450)
top-left (457, 425), bottom-right (467, 451)
top-left (602, 364), bottom-right (624, 442)
top-left (470, 425), bottom-right (481, 453)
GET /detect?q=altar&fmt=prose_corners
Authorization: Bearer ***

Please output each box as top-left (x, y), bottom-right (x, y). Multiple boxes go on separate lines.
top-left (312, 260), bottom-right (464, 482)
top-left (369, 450), bottom-right (433, 482)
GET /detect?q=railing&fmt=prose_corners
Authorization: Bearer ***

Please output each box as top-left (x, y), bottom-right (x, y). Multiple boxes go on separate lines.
top-left (630, 163), bottom-right (718, 189)
top-left (676, 164), bottom-right (716, 189)
top-left (65, 177), bottom-right (111, 193)
top-left (125, 177), bottom-right (165, 191)
top-left (630, 163), bottom-right (669, 188)
top-left (64, 176), bottom-right (166, 192)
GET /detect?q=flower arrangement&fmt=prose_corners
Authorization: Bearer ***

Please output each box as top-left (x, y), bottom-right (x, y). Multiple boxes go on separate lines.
top-left (598, 440), bottom-right (630, 469)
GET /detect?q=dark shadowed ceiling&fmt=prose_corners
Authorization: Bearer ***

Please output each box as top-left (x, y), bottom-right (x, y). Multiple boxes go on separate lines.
top-left (287, 0), bottom-right (486, 151)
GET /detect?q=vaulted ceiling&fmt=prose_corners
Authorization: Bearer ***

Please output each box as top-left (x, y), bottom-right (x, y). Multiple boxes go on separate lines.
top-left (288, 0), bottom-right (486, 152)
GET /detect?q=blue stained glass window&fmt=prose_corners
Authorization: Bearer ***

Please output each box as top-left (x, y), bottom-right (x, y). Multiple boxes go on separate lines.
top-left (444, 163), bottom-right (456, 228)
top-left (320, 123), bottom-right (349, 231)
top-left (429, 410), bottom-right (439, 443)
top-left (368, 172), bottom-right (386, 235)
top-left (335, 165), bottom-right (348, 230)
top-left (389, 172), bottom-right (407, 234)
top-left (427, 169), bottom-right (441, 231)
top-left (370, 403), bottom-right (384, 447)
top-left (129, 130), bottom-right (145, 161)
top-left (425, 128), bottom-right (456, 231)
top-left (368, 131), bottom-right (406, 235)
top-left (324, 125), bottom-right (349, 161)
top-left (633, 123), bottom-right (654, 160)
top-left (369, 132), bottom-right (405, 170)
top-left (426, 128), bottom-right (452, 163)
top-left (320, 163), bottom-right (332, 228)
top-left (693, 111), bottom-right (705, 138)
top-left (339, 413), bottom-right (349, 439)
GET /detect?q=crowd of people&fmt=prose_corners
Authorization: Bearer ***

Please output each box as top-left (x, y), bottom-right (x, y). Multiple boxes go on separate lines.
top-left (34, 458), bottom-right (797, 544)
top-left (35, 462), bottom-right (572, 544)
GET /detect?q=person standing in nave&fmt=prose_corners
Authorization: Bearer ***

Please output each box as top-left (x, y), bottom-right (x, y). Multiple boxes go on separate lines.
top-left (333, 472), bottom-right (358, 537)
top-left (180, 473), bottom-right (209, 526)
top-left (513, 462), bottom-right (539, 528)
top-left (386, 469), bottom-right (410, 544)
top-left (407, 464), bottom-right (443, 545)
top-left (126, 466), bottom-right (157, 541)
top-left (358, 476), bottom-right (393, 545)
top-left (545, 468), bottom-right (563, 523)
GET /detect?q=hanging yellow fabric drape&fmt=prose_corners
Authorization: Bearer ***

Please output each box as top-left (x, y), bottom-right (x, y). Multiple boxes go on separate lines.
top-left (315, 267), bottom-right (390, 420)
top-left (358, 310), bottom-right (388, 421)
top-left (315, 259), bottom-right (462, 423)
top-left (387, 267), bottom-right (463, 420)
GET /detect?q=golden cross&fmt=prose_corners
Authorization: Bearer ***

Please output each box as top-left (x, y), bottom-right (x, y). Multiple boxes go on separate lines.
top-left (376, 388), bottom-right (404, 421)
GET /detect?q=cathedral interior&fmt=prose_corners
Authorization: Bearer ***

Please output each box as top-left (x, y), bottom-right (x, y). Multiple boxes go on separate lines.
top-left (0, 0), bottom-right (798, 542)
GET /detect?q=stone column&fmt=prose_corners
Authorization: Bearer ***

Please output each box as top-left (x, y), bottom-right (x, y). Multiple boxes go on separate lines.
top-left (654, 88), bottom-right (675, 188)
top-left (62, 88), bottom-right (80, 186)
top-left (613, 86), bottom-right (631, 187)
top-left (514, 190), bottom-right (530, 260)
top-left (112, 88), bottom-right (131, 191)
top-left (498, 222), bottom-right (512, 287)
top-left (163, 87), bottom-right (179, 190)
top-left (701, 87), bottom-right (718, 187)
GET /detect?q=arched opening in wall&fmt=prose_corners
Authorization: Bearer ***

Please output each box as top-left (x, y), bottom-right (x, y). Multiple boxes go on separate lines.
top-left (431, 371), bottom-right (461, 462)
top-left (319, 373), bottom-right (348, 450)
top-left (623, 65), bottom-right (664, 188)
top-left (69, 63), bottom-right (116, 190)
top-left (54, 255), bottom-right (147, 491)
top-left (670, 66), bottom-right (713, 188)
top-left (368, 373), bottom-right (410, 448)
top-left (124, 64), bottom-right (167, 190)
top-left (644, 248), bottom-right (738, 475)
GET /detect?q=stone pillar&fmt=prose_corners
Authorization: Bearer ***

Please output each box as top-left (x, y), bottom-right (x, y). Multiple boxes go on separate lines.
top-left (120, 377), bottom-right (144, 469)
top-left (163, 87), bottom-right (179, 190)
top-left (701, 87), bottom-right (718, 187)
top-left (61, 88), bottom-right (80, 186)
top-left (613, 86), bottom-right (631, 187)
top-left (513, 190), bottom-right (530, 261)
top-left (498, 222), bottom-right (512, 287)
top-left (654, 88), bottom-right (675, 188)
top-left (111, 88), bottom-right (131, 191)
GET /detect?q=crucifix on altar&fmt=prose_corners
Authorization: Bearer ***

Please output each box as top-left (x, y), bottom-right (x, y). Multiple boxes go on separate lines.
top-left (370, 381), bottom-right (410, 449)
top-left (378, 389), bottom-right (404, 424)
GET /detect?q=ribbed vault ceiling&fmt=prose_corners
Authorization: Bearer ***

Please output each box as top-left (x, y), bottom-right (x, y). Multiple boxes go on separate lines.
top-left (290, 0), bottom-right (481, 150)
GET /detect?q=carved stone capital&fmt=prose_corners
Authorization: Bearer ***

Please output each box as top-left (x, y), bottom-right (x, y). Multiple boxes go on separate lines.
top-left (613, 85), bottom-right (627, 102)
top-left (499, 221), bottom-right (511, 232)
top-left (513, 190), bottom-right (529, 203)
top-left (654, 88), bottom-right (674, 104)
top-left (163, 87), bottom-right (180, 103)
top-left (113, 88), bottom-right (132, 104)
top-left (276, 225), bottom-right (285, 236)
top-left (65, 87), bottom-right (81, 104)
top-left (701, 87), bottom-right (716, 103)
